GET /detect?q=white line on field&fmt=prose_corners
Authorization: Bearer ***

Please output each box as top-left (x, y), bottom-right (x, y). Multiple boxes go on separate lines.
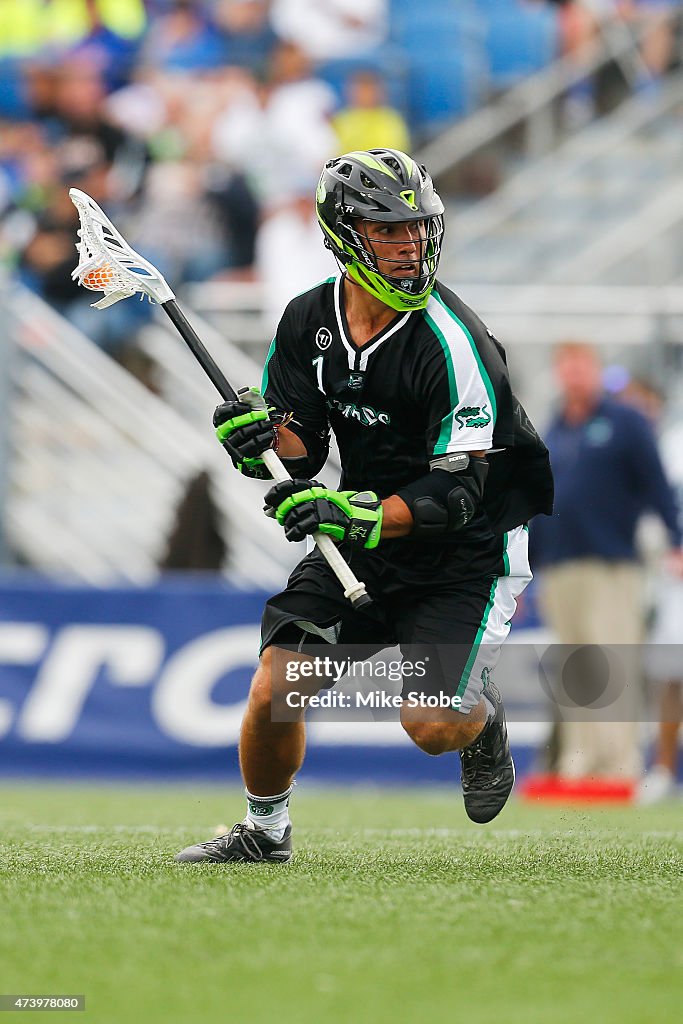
top-left (15, 825), bottom-right (683, 840)
top-left (24, 824), bottom-right (190, 834)
top-left (355, 827), bottom-right (683, 839)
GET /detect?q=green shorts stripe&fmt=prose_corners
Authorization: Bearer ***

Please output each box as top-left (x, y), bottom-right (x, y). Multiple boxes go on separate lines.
top-left (456, 578), bottom-right (498, 700)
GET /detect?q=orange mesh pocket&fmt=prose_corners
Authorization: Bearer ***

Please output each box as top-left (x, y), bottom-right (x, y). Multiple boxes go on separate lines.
top-left (82, 263), bottom-right (116, 291)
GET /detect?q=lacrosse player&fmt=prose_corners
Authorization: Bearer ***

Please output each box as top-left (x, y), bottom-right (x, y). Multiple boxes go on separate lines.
top-left (176, 149), bottom-right (553, 864)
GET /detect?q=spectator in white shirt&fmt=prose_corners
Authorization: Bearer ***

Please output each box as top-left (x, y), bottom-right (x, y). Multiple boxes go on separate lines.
top-left (270, 0), bottom-right (388, 61)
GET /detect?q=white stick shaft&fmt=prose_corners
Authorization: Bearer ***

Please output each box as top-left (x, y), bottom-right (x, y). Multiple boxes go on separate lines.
top-left (260, 448), bottom-right (370, 605)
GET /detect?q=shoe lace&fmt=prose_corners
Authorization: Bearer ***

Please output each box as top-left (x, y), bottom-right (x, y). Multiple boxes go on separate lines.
top-left (207, 823), bottom-right (266, 861)
top-left (460, 732), bottom-right (496, 786)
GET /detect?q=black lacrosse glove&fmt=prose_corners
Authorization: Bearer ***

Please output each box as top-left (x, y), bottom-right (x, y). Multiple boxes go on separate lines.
top-left (213, 387), bottom-right (276, 479)
top-left (264, 479), bottom-right (383, 547)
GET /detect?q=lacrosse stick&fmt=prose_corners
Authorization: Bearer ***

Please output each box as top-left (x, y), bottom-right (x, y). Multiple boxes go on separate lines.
top-left (69, 187), bottom-right (371, 609)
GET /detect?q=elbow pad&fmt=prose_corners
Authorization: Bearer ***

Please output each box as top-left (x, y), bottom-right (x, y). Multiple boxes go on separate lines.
top-left (397, 454), bottom-right (489, 539)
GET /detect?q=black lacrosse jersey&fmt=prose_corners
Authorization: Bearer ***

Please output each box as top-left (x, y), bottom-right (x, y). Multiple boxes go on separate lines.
top-left (262, 275), bottom-right (553, 558)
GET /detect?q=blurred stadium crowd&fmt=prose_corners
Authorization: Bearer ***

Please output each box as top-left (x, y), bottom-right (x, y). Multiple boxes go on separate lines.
top-left (2, 0), bottom-right (679, 363)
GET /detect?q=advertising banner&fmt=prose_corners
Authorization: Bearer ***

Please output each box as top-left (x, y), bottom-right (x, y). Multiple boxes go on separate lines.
top-left (0, 574), bottom-right (545, 782)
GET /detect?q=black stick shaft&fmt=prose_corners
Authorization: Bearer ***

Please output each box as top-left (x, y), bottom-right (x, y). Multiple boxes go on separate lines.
top-left (162, 299), bottom-right (237, 401)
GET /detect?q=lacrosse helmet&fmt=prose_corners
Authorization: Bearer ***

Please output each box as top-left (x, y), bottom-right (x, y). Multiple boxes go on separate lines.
top-left (316, 149), bottom-right (445, 311)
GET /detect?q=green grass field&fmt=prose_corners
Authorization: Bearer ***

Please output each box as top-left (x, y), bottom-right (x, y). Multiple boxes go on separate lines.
top-left (0, 784), bottom-right (681, 1024)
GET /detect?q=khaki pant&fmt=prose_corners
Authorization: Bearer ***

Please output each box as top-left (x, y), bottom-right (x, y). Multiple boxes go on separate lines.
top-left (539, 560), bottom-right (643, 779)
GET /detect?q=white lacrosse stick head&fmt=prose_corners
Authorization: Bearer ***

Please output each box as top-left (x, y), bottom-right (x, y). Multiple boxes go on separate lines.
top-left (69, 187), bottom-right (174, 308)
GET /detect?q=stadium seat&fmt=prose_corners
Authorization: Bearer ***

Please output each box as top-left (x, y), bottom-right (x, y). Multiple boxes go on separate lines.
top-left (388, 7), bottom-right (489, 136)
top-left (470, 0), bottom-right (517, 10)
top-left (0, 60), bottom-right (29, 118)
top-left (407, 48), bottom-right (489, 138)
top-left (391, 8), bottom-right (484, 50)
top-left (484, 4), bottom-right (560, 88)
top-left (389, 0), bottom-right (476, 18)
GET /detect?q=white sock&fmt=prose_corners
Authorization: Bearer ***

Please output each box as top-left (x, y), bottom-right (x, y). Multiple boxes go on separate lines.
top-left (244, 785), bottom-right (293, 842)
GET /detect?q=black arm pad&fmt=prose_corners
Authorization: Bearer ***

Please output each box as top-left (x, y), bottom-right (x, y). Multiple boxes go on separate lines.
top-left (396, 457), bottom-right (489, 538)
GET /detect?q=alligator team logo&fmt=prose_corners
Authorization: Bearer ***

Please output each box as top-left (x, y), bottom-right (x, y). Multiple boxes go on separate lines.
top-left (455, 404), bottom-right (491, 429)
top-left (481, 667), bottom-right (501, 703)
top-left (316, 327), bottom-right (332, 351)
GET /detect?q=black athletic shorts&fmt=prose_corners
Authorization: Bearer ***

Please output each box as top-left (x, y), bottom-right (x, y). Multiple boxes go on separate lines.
top-left (261, 534), bottom-right (526, 712)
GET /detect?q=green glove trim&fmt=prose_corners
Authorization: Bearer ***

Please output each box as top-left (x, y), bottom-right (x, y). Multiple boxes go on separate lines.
top-left (275, 487), bottom-right (383, 549)
top-left (274, 485), bottom-right (328, 523)
top-left (317, 521), bottom-right (347, 543)
top-left (237, 456), bottom-right (272, 480)
top-left (345, 490), bottom-right (383, 549)
top-left (215, 407), bottom-right (269, 444)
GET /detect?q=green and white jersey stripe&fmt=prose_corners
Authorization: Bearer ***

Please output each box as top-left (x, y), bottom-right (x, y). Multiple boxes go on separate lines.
top-left (454, 526), bottom-right (532, 711)
top-left (423, 290), bottom-right (496, 455)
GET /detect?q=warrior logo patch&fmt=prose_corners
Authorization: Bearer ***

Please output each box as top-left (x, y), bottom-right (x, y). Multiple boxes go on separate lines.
top-left (315, 327), bottom-right (332, 351)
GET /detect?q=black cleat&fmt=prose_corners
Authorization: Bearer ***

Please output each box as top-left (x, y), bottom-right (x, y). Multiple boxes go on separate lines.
top-left (460, 684), bottom-right (515, 824)
top-left (175, 823), bottom-right (293, 864)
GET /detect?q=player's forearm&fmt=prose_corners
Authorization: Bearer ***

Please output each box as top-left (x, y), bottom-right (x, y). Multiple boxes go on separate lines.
top-left (276, 425), bottom-right (307, 459)
top-left (380, 495), bottom-right (414, 538)
top-left (276, 423), bottom-right (330, 478)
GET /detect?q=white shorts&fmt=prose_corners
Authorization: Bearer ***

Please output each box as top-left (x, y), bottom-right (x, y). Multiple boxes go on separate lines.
top-left (646, 574), bottom-right (683, 683)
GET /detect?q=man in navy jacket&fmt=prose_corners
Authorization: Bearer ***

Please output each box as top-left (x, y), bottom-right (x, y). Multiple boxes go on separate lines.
top-left (532, 341), bottom-right (682, 780)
